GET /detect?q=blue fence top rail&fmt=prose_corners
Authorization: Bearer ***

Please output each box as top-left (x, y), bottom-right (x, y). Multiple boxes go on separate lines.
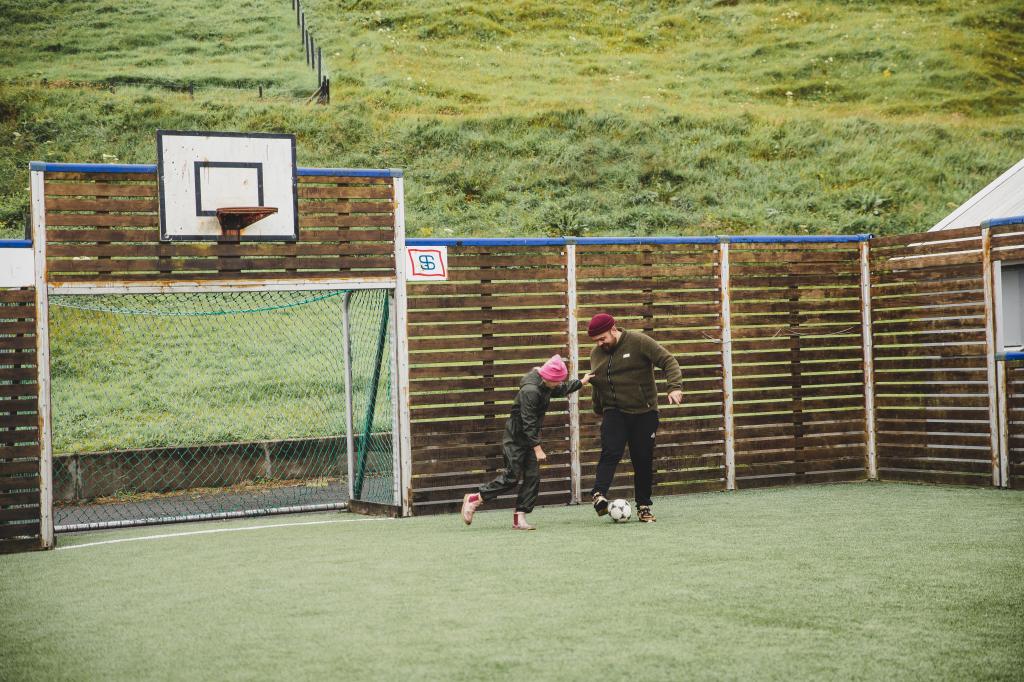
top-left (28, 161), bottom-right (402, 178)
top-left (997, 351), bottom-right (1024, 362)
top-left (0, 240), bottom-right (32, 248)
top-left (982, 216), bottom-right (1024, 229)
top-left (407, 234), bottom-right (872, 246)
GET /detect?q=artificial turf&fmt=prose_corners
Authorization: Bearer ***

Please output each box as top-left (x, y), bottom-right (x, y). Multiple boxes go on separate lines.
top-left (1, 482), bottom-right (1022, 681)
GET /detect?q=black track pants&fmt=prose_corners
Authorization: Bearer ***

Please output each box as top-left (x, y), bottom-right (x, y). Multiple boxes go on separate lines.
top-left (591, 409), bottom-right (659, 506)
top-left (478, 436), bottom-right (540, 513)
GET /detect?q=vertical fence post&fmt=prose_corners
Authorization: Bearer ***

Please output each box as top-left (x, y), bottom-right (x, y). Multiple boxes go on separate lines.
top-left (30, 169), bottom-right (53, 549)
top-left (859, 240), bottom-right (878, 480)
top-left (996, 359), bottom-right (1010, 488)
top-left (719, 239), bottom-right (736, 491)
top-left (993, 260), bottom-right (1010, 488)
top-left (566, 240), bottom-right (580, 504)
top-left (342, 291), bottom-right (355, 501)
top-left (982, 228), bottom-right (1001, 486)
top-left (317, 47), bottom-right (323, 85)
top-left (392, 176), bottom-right (412, 516)
top-left (301, 13), bottom-right (307, 64)
top-left (388, 291), bottom-right (402, 507)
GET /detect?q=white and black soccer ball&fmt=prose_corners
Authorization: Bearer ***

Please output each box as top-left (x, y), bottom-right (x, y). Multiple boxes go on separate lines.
top-left (608, 498), bottom-right (632, 522)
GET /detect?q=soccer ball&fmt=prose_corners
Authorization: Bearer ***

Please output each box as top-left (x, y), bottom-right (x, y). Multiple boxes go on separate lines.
top-left (608, 498), bottom-right (632, 523)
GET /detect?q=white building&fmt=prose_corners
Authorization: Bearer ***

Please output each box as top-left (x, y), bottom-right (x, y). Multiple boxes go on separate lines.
top-left (931, 158), bottom-right (1024, 351)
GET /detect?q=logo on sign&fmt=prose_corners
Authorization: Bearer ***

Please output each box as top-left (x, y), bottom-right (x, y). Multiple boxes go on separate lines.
top-left (407, 247), bottom-right (448, 280)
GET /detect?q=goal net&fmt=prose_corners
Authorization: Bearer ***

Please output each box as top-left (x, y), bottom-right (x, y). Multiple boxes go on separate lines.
top-left (48, 287), bottom-right (396, 531)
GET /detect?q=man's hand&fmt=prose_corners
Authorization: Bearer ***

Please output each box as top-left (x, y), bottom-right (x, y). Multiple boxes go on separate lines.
top-left (534, 445), bottom-right (547, 461)
top-left (581, 373), bottom-right (594, 386)
top-left (667, 390), bottom-right (684, 405)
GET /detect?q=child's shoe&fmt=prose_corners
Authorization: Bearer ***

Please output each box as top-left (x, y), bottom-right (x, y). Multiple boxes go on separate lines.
top-left (461, 492), bottom-right (483, 525)
top-left (592, 492), bottom-right (609, 516)
top-left (512, 511), bottom-right (536, 531)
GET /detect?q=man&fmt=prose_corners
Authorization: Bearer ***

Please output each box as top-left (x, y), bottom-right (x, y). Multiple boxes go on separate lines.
top-left (586, 313), bottom-right (683, 523)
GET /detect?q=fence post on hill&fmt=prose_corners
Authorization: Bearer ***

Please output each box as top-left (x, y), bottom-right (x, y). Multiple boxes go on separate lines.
top-left (391, 176), bottom-right (412, 516)
top-left (30, 169), bottom-right (54, 549)
top-left (981, 228), bottom-right (1001, 487)
top-left (859, 240), bottom-right (878, 480)
top-left (566, 240), bottom-right (581, 504)
top-left (719, 238), bottom-right (736, 491)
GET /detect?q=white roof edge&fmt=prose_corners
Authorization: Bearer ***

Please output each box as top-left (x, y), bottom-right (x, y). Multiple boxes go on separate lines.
top-left (930, 157), bottom-right (1024, 231)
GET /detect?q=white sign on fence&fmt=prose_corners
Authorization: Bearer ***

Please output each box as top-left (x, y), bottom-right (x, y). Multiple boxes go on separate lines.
top-left (0, 248), bottom-right (34, 288)
top-left (406, 246), bottom-right (448, 281)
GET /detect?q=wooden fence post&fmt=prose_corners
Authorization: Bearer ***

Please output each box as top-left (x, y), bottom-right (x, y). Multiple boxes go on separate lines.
top-left (719, 239), bottom-right (736, 490)
top-left (392, 176), bottom-right (412, 516)
top-left (859, 240), bottom-right (877, 480)
top-left (566, 241), bottom-right (580, 504)
top-left (982, 228), bottom-right (1001, 486)
top-left (30, 169), bottom-right (53, 549)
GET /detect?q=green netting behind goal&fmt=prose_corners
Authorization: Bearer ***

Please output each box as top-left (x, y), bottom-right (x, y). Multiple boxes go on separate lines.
top-left (49, 288), bottom-right (395, 531)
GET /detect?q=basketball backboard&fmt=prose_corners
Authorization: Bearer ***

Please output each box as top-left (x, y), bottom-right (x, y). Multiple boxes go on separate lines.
top-left (157, 130), bottom-right (298, 242)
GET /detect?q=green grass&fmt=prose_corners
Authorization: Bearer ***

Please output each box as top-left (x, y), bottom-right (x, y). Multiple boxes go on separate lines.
top-left (1, 1), bottom-right (1022, 237)
top-left (2, 482), bottom-right (1022, 680)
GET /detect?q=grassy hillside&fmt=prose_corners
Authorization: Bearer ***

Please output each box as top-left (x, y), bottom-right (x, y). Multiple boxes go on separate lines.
top-left (2, 0), bottom-right (1022, 237)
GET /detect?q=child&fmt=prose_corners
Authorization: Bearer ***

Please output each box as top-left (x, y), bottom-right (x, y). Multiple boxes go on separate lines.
top-left (461, 355), bottom-right (591, 530)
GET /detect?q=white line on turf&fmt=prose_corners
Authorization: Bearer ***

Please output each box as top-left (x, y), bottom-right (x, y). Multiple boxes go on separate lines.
top-left (56, 516), bottom-right (391, 551)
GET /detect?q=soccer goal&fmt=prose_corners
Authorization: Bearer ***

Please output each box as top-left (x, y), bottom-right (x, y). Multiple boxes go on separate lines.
top-left (47, 285), bottom-right (399, 531)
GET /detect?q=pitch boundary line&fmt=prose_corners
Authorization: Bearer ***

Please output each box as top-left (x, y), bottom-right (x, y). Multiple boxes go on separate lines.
top-left (56, 516), bottom-right (391, 551)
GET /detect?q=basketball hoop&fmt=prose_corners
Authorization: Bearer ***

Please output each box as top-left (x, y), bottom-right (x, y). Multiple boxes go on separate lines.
top-left (215, 206), bottom-right (278, 242)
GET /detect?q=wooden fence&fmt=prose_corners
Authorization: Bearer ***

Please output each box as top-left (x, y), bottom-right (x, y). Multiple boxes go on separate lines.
top-left (575, 242), bottom-right (725, 499)
top-left (1009, 360), bottom-right (1024, 489)
top-left (41, 167), bottom-right (396, 282)
top-left (4, 160), bottom-right (1023, 551)
top-left (404, 228), bottom-right (1022, 513)
top-left (0, 288), bottom-right (43, 553)
top-left (406, 245), bottom-right (571, 514)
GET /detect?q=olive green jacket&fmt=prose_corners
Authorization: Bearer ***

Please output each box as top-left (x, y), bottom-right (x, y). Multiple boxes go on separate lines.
top-left (588, 329), bottom-right (683, 415)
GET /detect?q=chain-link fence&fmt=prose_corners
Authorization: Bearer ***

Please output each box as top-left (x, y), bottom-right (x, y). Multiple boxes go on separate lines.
top-left (49, 288), bottom-right (395, 531)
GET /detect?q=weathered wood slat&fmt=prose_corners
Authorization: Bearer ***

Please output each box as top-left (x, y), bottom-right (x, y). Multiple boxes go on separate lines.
top-left (878, 469), bottom-right (990, 486)
top-left (0, 522), bottom-right (42, 540)
top-left (49, 255), bottom-right (395, 272)
top-left (0, 506), bottom-right (40, 523)
top-left (298, 215), bottom-right (395, 228)
top-left (45, 182), bottom-right (157, 197)
top-left (298, 175), bottom-right (391, 185)
top-left (298, 186), bottom-right (393, 199)
top-left (47, 197), bottom-right (159, 212)
top-left (46, 213), bottom-right (159, 227)
top-left (0, 474), bottom-right (39, 492)
top-left (871, 226), bottom-right (982, 247)
top-left (47, 242), bottom-right (395, 259)
top-left (409, 293), bottom-right (567, 310)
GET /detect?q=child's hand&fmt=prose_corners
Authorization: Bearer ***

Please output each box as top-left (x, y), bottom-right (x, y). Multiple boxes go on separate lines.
top-left (581, 373), bottom-right (594, 385)
top-left (534, 445), bottom-right (547, 461)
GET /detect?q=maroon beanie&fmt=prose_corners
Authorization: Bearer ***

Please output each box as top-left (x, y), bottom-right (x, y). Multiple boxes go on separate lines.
top-left (587, 313), bottom-right (616, 337)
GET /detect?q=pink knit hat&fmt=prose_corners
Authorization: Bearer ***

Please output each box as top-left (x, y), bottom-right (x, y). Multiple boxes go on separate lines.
top-left (537, 355), bottom-right (568, 382)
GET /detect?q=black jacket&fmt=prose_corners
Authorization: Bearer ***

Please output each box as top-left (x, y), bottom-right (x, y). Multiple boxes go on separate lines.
top-left (505, 369), bottom-right (583, 447)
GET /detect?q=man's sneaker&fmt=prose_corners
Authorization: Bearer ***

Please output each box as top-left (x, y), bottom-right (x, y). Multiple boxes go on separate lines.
top-left (461, 493), bottom-right (483, 525)
top-left (637, 505), bottom-right (656, 523)
top-left (512, 511), bottom-right (536, 531)
top-left (592, 492), bottom-right (609, 517)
